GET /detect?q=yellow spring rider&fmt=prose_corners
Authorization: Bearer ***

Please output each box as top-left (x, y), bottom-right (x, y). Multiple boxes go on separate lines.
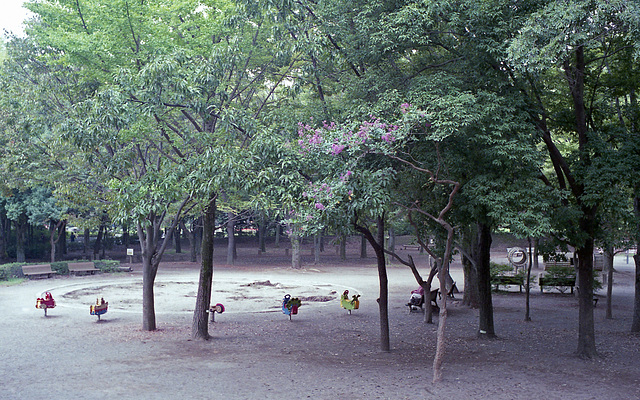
top-left (340, 290), bottom-right (360, 314)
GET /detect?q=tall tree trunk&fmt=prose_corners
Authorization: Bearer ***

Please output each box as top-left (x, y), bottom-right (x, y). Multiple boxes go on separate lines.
top-left (632, 194), bottom-right (640, 332)
top-left (314, 233), bottom-right (320, 264)
top-left (140, 220), bottom-right (159, 332)
top-left (94, 224), bottom-right (104, 260)
top-left (192, 197), bottom-right (216, 340)
top-left (15, 214), bottom-right (27, 263)
top-left (182, 220), bottom-right (198, 263)
top-left (576, 240), bottom-right (597, 358)
top-left (476, 221), bottom-right (495, 338)
top-left (175, 224), bottom-right (182, 254)
top-left (632, 252), bottom-right (640, 332)
top-left (275, 224), bottom-right (281, 248)
top-left (83, 228), bottom-right (90, 256)
top-left (461, 227), bottom-right (480, 308)
top-left (339, 234), bottom-right (347, 260)
top-left (432, 217), bottom-right (456, 383)
top-left (291, 232), bottom-right (301, 269)
top-left (0, 210), bottom-right (8, 260)
top-left (360, 234), bottom-right (367, 258)
top-left (123, 223), bottom-right (130, 248)
top-left (524, 237), bottom-right (533, 322)
top-left (355, 216), bottom-right (390, 352)
top-left (49, 220), bottom-right (65, 263)
top-left (226, 212), bottom-right (235, 265)
top-left (604, 247), bottom-right (614, 320)
top-left (258, 218), bottom-right (266, 253)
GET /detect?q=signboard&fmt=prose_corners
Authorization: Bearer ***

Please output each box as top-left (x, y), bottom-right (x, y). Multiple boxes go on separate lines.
top-left (127, 248), bottom-right (134, 256)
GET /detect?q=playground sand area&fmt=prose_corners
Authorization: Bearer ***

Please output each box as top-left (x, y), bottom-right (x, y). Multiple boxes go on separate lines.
top-left (1, 253), bottom-right (639, 400)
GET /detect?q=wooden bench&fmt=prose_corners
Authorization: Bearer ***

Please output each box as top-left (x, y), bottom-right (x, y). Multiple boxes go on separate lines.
top-left (492, 275), bottom-right (525, 292)
top-left (68, 262), bottom-right (99, 276)
top-left (22, 264), bottom-right (54, 279)
top-left (539, 275), bottom-right (575, 294)
top-left (402, 244), bottom-right (422, 251)
top-left (544, 260), bottom-right (571, 270)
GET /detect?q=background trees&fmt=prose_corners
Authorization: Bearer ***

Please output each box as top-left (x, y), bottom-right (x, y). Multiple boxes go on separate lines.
top-left (1, 0), bottom-right (639, 366)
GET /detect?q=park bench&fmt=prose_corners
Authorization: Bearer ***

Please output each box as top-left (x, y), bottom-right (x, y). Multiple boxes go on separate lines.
top-left (22, 264), bottom-right (54, 279)
top-left (402, 244), bottom-right (422, 251)
top-left (538, 274), bottom-right (576, 294)
top-left (492, 275), bottom-right (525, 292)
top-left (543, 260), bottom-right (571, 270)
top-left (68, 261), bottom-right (99, 276)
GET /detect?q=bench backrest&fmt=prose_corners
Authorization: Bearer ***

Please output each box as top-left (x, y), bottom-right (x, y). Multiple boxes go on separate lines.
top-left (68, 262), bottom-right (97, 271)
top-left (22, 264), bottom-right (53, 274)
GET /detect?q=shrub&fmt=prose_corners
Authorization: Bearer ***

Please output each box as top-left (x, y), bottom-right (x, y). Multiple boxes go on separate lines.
top-left (51, 262), bottom-right (69, 275)
top-left (0, 263), bottom-right (26, 280)
top-left (94, 259), bottom-right (121, 272)
top-left (490, 262), bottom-right (513, 279)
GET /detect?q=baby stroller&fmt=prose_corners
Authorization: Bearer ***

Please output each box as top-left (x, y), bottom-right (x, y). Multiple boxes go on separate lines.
top-left (406, 286), bottom-right (439, 313)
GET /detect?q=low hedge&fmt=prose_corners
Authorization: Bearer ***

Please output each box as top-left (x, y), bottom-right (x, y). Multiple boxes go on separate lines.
top-left (0, 263), bottom-right (26, 280)
top-left (94, 259), bottom-right (121, 272)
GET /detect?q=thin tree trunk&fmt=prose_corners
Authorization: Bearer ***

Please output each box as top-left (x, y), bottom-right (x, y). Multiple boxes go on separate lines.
top-left (140, 220), bottom-right (158, 332)
top-left (192, 197), bottom-right (216, 340)
top-left (314, 233), bottom-right (320, 264)
top-left (360, 234), bottom-right (367, 258)
top-left (632, 253), bottom-right (640, 332)
top-left (339, 234), bottom-right (346, 260)
top-left (175, 224), bottom-right (182, 253)
top-left (15, 214), bottom-right (27, 263)
top-left (355, 216), bottom-right (390, 352)
top-left (576, 241), bottom-right (598, 358)
top-left (226, 212), bottom-right (235, 265)
top-left (477, 221), bottom-right (495, 337)
top-left (291, 232), bottom-right (301, 269)
top-left (524, 237), bottom-right (533, 322)
top-left (258, 218), bottom-right (266, 253)
top-left (632, 194), bottom-right (640, 332)
top-left (605, 247), bottom-right (614, 320)
top-left (83, 228), bottom-right (90, 256)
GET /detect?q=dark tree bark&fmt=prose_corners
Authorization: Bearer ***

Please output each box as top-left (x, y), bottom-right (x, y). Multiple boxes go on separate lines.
top-left (258, 217), bottom-right (266, 253)
top-left (355, 215), bottom-right (390, 352)
top-left (15, 214), bottom-right (27, 263)
top-left (226, 212), bottom-right (236, 265)
top-left (476, 221), bottom-right (495, 338)
top-left (576, 240), bottom-right (597, 357)
top-left (291, 232), bottom-right (301, 269)
top-left (175, 223), bottom-right (182, 253)
top-left (339, 234), bottom-right (347, 260)
top-left (49, 219), bottom-right (66, 263)
top-left (122, 223), bottom-right (130, 248)
top-left (604, 247), bottom-right (614, 320)
top-left (138, 198), bottom-right (191, 331)
top-left (632, 194), bottom-right (640, 332)
top-left (192, 196), bottom-right (216, 340)
top-left (314, 233), bottom-right (320, 264)
top-left (0, 209), bottom-right (9, 260)
top-left (633, 253), bottom-right (640, 332)
top-left (360, 234), bottom-right (367, 258)
top-left (94, 224), bottom-right (104, 260)
top-left (83, 228), bottom-right (90, 256)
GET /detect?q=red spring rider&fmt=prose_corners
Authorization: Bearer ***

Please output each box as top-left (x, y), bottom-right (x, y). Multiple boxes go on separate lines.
top-left (36, 292), bottom-right (56, 316)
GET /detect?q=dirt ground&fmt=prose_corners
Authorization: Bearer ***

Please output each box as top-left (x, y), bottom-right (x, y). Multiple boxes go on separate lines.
top-left (1, 241), bottom-right (639, 400)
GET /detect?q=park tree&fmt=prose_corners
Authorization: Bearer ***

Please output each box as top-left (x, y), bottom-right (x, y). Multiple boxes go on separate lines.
top-left (508, 0), bottom-right (640, 357)
top-left (17, 0), bottom-right (300, 336)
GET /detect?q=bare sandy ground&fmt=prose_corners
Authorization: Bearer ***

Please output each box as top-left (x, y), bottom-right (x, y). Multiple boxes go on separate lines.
top-left (1, 248), bottom-right (639, 400)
